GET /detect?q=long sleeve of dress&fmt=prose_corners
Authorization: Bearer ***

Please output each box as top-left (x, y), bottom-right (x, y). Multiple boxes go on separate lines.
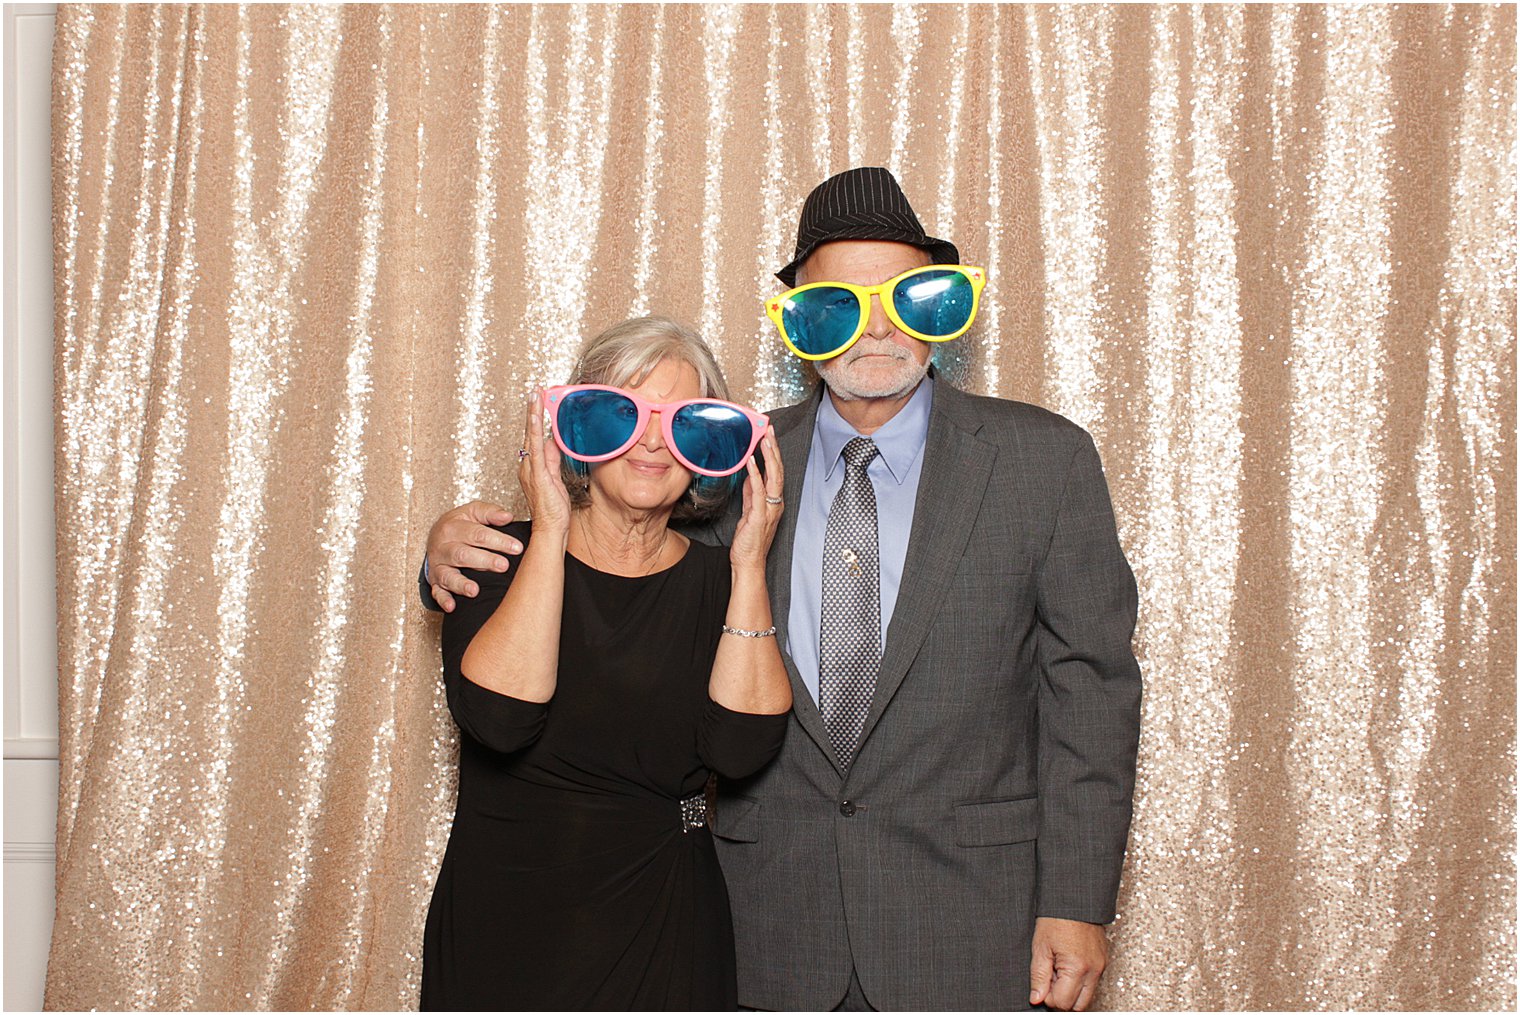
top-left (439, 521), bottom-right (548, 754)
top-left (698, 699), bottom-right (789, 779)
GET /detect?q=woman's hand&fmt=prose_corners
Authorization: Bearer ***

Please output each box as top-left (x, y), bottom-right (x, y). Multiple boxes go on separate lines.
top-left (519, 390), bottom-right (573, 535)
top-left (729, 426), bottom-right (784, 572)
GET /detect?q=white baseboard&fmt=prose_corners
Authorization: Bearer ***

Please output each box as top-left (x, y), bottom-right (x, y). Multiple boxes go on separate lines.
top-left (5, 759), bottom-right (58, 1011)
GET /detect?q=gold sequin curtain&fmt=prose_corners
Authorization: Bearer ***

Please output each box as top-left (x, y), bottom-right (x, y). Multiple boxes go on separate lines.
top-left (46, 4), bottom-right (1515, 1010)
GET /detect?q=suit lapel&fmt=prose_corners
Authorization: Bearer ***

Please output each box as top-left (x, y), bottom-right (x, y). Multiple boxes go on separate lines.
top-left (766, 389), bottom-right (842, 770)
top-left (858, 384), bottom-right (994, 748)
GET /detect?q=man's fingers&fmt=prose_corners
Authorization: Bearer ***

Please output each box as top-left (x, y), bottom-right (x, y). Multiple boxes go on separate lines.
top-left (430, 525), bottom-right (522, 573)
top-left (428, 562), bottom-right (479, 598)
top-left (1031, 918), bottom-right (1108, 1010)
top-left (434, 504), bottom-right (516, 552)
top-left (1044, 970), bottom-right (1084, 1011)
top-left (1043, 962), bottom-right (1102, 1011)
top-left (458, 500), bottom-right (512, 526)
top-left (429, 584), bottom-right (456, 613)
top-left (465, 522), bottom-right (523, 560)
top-left (445, 543), bottom-right (514, 576)
top-left (1029, 951), bottom-right (1053, 1005)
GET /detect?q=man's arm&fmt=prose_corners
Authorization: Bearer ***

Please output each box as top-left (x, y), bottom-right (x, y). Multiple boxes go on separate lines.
top-left (1029, 433), bottom-right (1142, 1010)
top-left (419, 500), bottom-right (525, 612)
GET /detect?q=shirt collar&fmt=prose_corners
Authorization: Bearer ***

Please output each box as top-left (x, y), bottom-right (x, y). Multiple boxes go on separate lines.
top-left (817, 375), bottom-right (934, 485)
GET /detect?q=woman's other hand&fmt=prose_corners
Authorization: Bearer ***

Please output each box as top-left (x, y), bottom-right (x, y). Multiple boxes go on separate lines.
top-left (729, 426), bottom-right (783, 572)
top-left (520, 390), bottom-right (573, 535)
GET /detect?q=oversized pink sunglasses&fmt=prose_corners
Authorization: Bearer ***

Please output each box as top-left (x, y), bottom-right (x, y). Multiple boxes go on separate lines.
top-left (543, 384), bottom-right (770, 478)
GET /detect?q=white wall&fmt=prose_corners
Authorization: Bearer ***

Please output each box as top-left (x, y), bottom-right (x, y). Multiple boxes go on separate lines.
top-left (3, 5), bottom-right (59, 1011)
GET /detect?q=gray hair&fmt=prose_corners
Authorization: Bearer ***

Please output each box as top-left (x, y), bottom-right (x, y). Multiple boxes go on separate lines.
top-left (560, 316), bottom-right (740, 523)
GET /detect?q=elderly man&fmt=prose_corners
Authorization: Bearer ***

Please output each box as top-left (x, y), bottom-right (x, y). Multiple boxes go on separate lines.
top-left (422, 167), bottom-right (1141, 1011)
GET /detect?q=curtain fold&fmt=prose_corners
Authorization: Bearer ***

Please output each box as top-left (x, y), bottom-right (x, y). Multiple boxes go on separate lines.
top-left (47, 4), bottom-right (1515, 1010)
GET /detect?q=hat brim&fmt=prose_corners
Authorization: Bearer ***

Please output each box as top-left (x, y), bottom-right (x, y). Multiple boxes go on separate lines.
top-left (776, 232), bottom-right (961, 287)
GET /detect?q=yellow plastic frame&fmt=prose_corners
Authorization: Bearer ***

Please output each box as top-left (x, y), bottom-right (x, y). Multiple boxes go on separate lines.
top-left (764, 264), bottom-right (987, 361)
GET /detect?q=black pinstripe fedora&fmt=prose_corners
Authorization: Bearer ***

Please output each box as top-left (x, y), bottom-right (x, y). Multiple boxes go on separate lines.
top-left (776, 166), bottom-right (959, 286)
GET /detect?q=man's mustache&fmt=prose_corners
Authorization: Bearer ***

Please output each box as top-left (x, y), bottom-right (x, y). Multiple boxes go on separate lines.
top-left (838, 339), bottom-right (911, 364)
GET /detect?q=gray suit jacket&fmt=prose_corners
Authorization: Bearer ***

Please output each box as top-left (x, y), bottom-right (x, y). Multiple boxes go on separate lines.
top-left (708, 379), bottom-right (1142, 1011)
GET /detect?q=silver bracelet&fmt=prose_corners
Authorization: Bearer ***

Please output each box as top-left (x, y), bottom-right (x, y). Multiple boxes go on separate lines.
top-left (722, 623), bottom-right (777, 639)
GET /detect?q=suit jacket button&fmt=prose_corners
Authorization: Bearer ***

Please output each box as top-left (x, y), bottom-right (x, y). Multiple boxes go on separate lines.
top-left (839, 800), bottom-right (857, 817)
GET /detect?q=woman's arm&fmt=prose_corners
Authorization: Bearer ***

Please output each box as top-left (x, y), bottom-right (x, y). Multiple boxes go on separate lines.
top-left (458, 528), bottom-right (565, 702)
top-left (709, 563), bottom-right (790, 714)
top-left (440, 547), bottom-right (547, 753)
top-left (708, 430), bottom-right (791, 716)
top-left (459, 392), bottom-right (573, 703)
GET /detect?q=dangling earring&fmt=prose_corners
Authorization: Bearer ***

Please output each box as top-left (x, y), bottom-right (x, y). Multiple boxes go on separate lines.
top-left (568, 460), bottom-right (591, 495)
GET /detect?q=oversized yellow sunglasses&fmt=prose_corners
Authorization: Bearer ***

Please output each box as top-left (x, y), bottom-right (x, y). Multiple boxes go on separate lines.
top-left (764, 264), bottom-right (987, 361)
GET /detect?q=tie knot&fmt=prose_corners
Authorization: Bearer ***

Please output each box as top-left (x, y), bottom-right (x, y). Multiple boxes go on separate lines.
top-left (842, 437), bottom-right (879, 471)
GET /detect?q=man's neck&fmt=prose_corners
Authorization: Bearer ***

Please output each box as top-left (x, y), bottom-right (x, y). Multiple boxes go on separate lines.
top-left (825, 379), bottom-right (926, 436)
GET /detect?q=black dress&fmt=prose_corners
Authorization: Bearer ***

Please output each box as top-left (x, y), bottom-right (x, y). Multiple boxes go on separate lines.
top-left (422, 521), bottom-right (787, 1011)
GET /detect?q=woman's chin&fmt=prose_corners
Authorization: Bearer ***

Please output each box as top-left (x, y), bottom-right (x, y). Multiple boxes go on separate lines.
top-left (593, 481), bottom-right (687, 514)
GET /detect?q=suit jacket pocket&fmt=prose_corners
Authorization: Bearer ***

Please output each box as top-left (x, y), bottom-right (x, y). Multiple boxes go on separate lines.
top-left (954, 796), bottom-right (1039, 847)
top-left (711, 794), bottom-right (761, 843)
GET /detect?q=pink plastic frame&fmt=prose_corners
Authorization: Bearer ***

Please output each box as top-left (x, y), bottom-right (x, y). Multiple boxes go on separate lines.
top-left (542, 384), bottom-right (770, 478)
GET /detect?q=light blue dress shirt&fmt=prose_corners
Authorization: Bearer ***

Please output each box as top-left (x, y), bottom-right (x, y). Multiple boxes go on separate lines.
top-left (787, 377), bottom-right (933, 704)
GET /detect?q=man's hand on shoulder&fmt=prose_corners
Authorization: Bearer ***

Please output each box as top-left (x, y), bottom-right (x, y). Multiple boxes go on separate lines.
top-left (425, 500), bottom-right (522, 612)
top-left (1029, 917), bottom-right (1109, 1011)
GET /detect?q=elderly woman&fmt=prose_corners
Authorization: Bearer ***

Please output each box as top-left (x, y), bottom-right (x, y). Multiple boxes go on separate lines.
top-left (421, 317), bottom-right (790, 1011)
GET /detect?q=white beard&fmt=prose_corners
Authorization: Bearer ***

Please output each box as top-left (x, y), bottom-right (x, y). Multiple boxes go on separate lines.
top-left (816, 338), bottom-right (931, 401)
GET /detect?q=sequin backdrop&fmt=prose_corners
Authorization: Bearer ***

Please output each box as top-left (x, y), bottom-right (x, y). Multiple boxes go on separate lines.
top-left (46, 4), bottom-right (1515, 1010)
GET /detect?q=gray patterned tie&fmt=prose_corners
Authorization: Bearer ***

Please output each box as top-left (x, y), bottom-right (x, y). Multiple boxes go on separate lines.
top-left (819, 437), bottom-right (881, 768)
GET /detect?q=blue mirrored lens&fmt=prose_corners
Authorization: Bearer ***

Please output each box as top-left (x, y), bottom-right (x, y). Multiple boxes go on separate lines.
top-left (893, 269), bottom-right (975, 337)
top-left (781, 286), bottom-right (863, 357)
top-left (556, 389), bottom-right (640, 459)
top-left (671, 403), bottom-right (754, 474)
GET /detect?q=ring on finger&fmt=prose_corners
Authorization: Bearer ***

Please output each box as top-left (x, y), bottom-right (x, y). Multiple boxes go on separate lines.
top-left (765, 496), bottom-right (783, 505)
top-left (518, 448), bottom-right (529, 460)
